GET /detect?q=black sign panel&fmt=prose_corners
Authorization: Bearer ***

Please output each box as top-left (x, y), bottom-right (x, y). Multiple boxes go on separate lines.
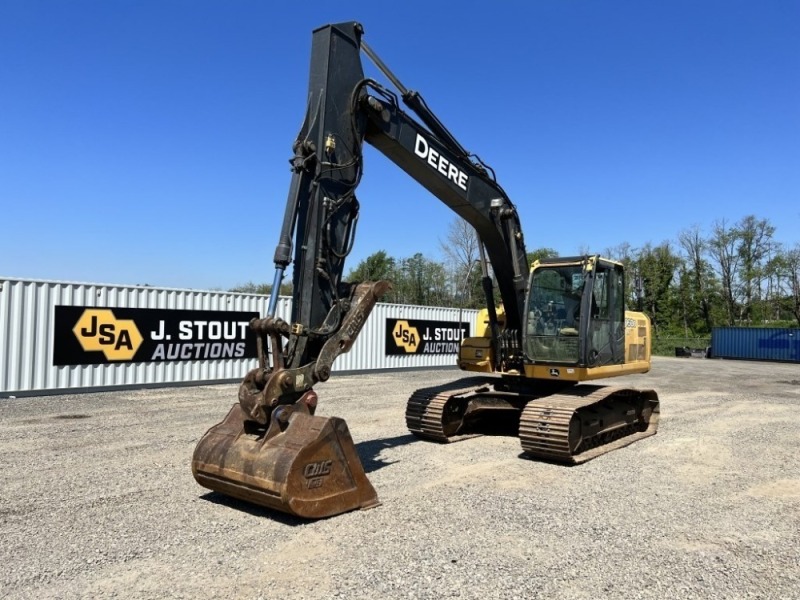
top-left (385, 318), bottom-right (471, 355)
top-left (53, 306), bottom-right (259, 365)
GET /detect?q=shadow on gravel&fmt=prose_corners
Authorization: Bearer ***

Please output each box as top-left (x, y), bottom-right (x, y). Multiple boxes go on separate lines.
top-left (516, 452), bottom-right (579, 467)
top-left (199, 492), bottom-right (306, 526)
top-left (354, 418), bottom-right (523, 474)
top-left (356, 434), bottom-right (419, 473)
top-left (461, 412), bottom-right (520, 437)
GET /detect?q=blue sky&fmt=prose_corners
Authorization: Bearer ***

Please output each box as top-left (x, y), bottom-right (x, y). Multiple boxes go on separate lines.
top-left (1, 1), bottom-right (798, 290)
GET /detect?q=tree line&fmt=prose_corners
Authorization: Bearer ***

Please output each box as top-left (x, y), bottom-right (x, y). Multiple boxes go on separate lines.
top-left (231, 214), bottom-right (800, 333)
top-left (605, 215), bottom-right (800, 335)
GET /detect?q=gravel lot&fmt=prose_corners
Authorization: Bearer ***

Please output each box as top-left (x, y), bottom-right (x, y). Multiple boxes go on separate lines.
top-left (1, 357), bottom-right (799, 599)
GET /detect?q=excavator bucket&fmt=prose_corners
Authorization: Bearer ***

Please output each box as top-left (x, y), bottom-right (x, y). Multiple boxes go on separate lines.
top-left (192, 403), bottom-right (379, 519)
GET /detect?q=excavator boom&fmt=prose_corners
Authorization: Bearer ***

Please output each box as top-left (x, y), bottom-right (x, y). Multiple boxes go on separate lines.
top-left (193, 22), bottom-right (530, 518)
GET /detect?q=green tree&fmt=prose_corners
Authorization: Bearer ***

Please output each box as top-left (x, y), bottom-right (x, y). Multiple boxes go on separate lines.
top-left (708, 219), bottom-right (741, 326)
top-left (633, 242), bottom-right (681, 334)
top-left (678, 226), bottom-right (716, 333)
top-left (526, 247), bottom-right (559, 266)
top-left (736, 215), bottom-right (776, 323)
top-left (346, 250), bottom-right (396, 283)
top-left (781, 245), bottom-right (800, 326)
top-left (763, 246), bottom-right (787, 323)
top-left (398, 253), bottom-right (449, 306)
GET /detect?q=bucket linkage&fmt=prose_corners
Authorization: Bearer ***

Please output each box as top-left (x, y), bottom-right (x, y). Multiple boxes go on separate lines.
top-left (192, 282), bottom-right (389, 519)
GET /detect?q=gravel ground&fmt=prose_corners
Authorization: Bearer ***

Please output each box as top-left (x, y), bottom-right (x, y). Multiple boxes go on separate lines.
top-left (1, 357), bottom-right (799, 599)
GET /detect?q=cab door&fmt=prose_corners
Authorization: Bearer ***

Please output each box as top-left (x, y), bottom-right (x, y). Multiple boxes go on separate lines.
top-left (583, 262), bottom-right (625, 366)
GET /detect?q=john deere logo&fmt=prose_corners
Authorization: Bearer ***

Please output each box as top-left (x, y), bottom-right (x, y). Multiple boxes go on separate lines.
top-left (392, 320), bottom-right (420, 353)
top-left (72, 309), bottom-right (143, 361)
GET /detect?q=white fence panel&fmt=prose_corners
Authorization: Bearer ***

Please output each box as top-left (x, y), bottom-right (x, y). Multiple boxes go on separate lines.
top-left (0, 277), bottom-right (478, 395)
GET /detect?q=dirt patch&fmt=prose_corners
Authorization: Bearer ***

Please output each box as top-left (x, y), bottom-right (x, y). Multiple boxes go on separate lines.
top-left (747, 479), bottom-right (800, 500)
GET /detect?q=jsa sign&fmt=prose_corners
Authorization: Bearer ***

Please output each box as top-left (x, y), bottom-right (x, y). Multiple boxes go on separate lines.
top-left (385, 318), bottom-right (471, 355)
top-left (53, 306), bottom-right (258, 365)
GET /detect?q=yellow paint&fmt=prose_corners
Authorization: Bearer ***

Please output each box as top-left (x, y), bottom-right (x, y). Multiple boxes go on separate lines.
top-left (391, 320), bottom-right (420, 353)
top-left (72, 309), bottom-right (143, 361)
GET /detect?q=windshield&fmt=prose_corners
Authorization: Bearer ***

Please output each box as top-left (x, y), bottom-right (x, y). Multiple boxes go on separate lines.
top-left (524, 265), bottom-right (584, 363)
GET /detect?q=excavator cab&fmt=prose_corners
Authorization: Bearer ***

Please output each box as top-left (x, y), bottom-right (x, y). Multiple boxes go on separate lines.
top-left (461, 255), bottom-right (649, 380)
top-left (525, 256), bottom-right (626, 368)
top-left (448, 256), bottom-right (658, 463)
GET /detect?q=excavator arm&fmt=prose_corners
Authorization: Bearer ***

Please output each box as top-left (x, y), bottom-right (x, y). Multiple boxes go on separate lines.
top-left (243, 22), bottom-right (529, 421)
top-left (193, 22), bottom-right (532, 518)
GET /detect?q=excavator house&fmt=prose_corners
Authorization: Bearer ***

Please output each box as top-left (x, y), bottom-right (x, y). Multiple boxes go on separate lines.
top-left (192, 22), bottom-right (660, 519)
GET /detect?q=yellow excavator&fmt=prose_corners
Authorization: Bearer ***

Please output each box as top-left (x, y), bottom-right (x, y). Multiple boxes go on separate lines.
top-left (192, 22), bottom-right (659, 519)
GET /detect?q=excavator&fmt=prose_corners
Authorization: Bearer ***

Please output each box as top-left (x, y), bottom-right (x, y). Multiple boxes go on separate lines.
top-left (192, 22), bottom-right (659, 519)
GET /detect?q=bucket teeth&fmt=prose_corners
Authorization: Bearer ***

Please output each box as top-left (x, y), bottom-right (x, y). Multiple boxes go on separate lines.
top-left (192, 404), bottom-right (379, 519)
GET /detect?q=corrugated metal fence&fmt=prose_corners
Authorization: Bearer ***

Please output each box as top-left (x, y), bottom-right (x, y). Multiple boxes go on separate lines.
top-left (0, 277), bottom-right (478, 396)
top-left (711, 327), bottom-right (800, 363)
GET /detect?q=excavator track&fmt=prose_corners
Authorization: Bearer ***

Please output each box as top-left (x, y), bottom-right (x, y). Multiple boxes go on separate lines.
top-left (519, 385), bottom-right (659, 464)
top-left (405, 377), bottom-right (491, 442)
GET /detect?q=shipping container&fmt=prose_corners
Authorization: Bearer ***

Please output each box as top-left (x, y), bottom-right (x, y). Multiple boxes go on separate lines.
top-left (0, 277), bottom-right (479, 396)
top-left (710, 327), bottom-right (800, 363)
